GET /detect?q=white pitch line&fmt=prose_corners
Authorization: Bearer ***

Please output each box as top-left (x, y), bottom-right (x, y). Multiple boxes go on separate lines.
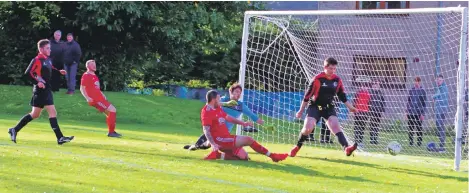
top-left (0, 143), bottom-right (288, 193)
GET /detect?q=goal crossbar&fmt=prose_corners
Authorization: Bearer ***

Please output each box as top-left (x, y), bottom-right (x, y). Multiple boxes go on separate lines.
top-left (245, 7), bottom-right (466, 16)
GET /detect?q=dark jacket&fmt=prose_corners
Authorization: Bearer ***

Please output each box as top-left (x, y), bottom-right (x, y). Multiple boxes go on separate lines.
top-left (63, 40), bottom-right (82, 65)
top-left (370, 89), bottom-right (385, 113)
top-left (407, 86), bottom-right (427, 116)
top-left (49, 39), bottom-right (64, 64)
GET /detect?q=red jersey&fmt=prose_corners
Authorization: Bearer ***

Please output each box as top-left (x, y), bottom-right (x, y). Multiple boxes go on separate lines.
top-left (201, 105), bottom-right (230, 137)
top-left (80, 72), bottom-right (105, 101)
top-left (354, 89), bottom-right (371, 112)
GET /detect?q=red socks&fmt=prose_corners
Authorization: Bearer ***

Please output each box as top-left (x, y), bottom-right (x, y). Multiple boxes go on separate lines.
top-left (106, 112), bottom-right (116, 133)
top-left (250, 141), bottom-right (270, 156)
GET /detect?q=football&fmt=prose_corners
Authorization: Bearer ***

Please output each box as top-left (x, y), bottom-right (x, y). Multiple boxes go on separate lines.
top-left (387, 141), bottom-right (402, 156)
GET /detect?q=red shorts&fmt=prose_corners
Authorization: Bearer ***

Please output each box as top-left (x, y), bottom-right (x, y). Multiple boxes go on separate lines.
top-left (214, 135), bottom-right (237, 150)
top-left (89, 100), bottom-right (111, 112)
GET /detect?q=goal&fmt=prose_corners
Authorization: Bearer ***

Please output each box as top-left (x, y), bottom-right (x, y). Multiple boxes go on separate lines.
top-left (237, 7), bottom-right (469, 171)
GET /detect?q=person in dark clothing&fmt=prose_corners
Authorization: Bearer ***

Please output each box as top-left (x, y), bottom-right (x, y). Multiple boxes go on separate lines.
top-left (290, 57), bottom-right (358, 157)
top-left (49, 30), bottom-right (64, 92)
top-left (7, 39), bottom-right (74, 145)
top-left (369, 80), bottom-right (385, 144)
top-left (63, 33), bottom-right (82, 94)
top-left (406, 76), bottom-right (427, 146)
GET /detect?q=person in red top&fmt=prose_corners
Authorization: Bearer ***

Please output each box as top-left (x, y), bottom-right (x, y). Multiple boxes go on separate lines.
top-left (80, 60), bottom-right (121, 138)
top-left (8, 39), bottom-right (74, 145)
top-left (202, 90), bottom-right (288, 162)
top-left (353, 81), bottom-right (371, 146)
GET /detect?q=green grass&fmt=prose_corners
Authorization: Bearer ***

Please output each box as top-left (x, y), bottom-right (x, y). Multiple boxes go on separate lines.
top-left (0, 85), bottom-right (467, 193)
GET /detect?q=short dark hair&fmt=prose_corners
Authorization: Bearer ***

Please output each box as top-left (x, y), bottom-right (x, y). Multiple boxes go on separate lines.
top-left (414, 76), bottom-right (421, 82)
top-left (437, 74), bottom-right (444, 78)
top-left (37, 39), bottom-right (50, 49)
top-left (206, 90), bottom-right (219, 103)
top-left (229, 83), bottom-right (242, 93)
top-left (324, 57), bottom-right (338, 67)
top-left (67, 33), bottom-right (73, 37)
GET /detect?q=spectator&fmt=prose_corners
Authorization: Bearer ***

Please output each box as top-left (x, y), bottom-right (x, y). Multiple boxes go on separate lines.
top-left (63, 33), bottom-right (82, 94)
top-left (432, 74), bottom-right (448, 152)
top-left (353, 81), bottom-right (371, 147)
top-left (406, 76), bottom-right (426, 147)
top-left (369, 80), bottom-right (385, 144)
top-left (49, 30), bottom-right (64, 92)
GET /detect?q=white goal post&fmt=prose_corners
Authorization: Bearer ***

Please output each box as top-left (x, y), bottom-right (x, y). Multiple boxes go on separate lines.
top-left (237, 7), bottom-right (468, 171)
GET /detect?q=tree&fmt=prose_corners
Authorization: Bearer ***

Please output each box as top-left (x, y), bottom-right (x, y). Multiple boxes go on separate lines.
top-left (0, 1), bottom-right (265, 90)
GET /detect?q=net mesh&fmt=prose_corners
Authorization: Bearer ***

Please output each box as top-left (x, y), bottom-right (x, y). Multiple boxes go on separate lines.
top-left (240, 11), bottom-right (469, 164)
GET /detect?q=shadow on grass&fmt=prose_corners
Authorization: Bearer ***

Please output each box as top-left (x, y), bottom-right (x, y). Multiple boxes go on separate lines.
top-left (302, 156), bottom-right (467, 182)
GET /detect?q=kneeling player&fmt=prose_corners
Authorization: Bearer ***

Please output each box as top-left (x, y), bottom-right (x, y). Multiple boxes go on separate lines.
top-left (201, 90), bottom-right (288, 162)
top-left (80, 60), bottom-right (121, 137)
top-left (290, 57), bottom-right (358, 157)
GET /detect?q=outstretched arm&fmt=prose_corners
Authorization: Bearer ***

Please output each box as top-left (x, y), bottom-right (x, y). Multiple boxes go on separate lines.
top-left (226, 115), bottom-right (252, 127)
top-left (241, 102), bottom-right (260, 123)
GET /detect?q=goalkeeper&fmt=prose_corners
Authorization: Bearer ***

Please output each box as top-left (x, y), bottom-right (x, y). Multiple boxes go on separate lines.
top-left (290, 57), bottom-right (359, 157)
top-left (184, 83), bottom-right (266, 151)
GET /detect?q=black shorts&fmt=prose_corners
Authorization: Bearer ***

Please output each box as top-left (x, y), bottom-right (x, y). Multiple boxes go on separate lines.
top-left (30, 88), bottom-right (54, 108)
top-left (306, 104), bottom-right (337, 122)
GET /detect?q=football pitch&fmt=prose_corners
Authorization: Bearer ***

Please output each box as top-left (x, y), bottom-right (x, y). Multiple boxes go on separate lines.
top-left (0, 85), bottom-right (467, 193)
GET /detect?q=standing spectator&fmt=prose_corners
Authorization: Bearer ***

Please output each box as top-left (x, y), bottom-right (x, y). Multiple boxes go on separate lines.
top-left (432, 74), bottom-right (448, 152)
top-left (369, 80), bottom-right (386, 144)
top-left (406, 76), bottom-right (427, 147)
top-left (353, 81), bottom-right (371, 147)
top-left (63, 33), bottom-right (82, 94)
top-left (49, 30), bottom-right (64, 92)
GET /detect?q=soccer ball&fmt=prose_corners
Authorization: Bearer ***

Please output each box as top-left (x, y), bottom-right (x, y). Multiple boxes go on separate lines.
top-left (387, 141), bottom-right (401, 156)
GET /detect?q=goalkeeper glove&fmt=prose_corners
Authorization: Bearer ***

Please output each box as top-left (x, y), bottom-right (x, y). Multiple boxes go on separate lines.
top-left (222, 100), bottom-right (238, 107)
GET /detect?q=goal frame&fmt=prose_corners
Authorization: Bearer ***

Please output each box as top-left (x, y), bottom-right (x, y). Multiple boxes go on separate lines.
top-left (237, 7), bottom-right (468, 171)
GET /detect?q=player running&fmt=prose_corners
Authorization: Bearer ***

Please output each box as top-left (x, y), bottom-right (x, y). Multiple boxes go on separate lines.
top-left (80, 60), bottom-right (121, 137)
top-left (290, 57), bottom-right (358, 157)
top-left (8, 39), bottom-right (74, 144)
top-left (201, 90), bottom-right (288, 162)
top-left (183, 83), bottom-right (265, 151)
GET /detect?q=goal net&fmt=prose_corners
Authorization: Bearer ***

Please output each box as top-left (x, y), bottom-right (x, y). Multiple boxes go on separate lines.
top-left (238, 7), bottom-right (469, 171)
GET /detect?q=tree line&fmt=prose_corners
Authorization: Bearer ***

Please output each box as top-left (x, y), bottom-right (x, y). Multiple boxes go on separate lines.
top-left (0, 1), bottom-right (265, 91)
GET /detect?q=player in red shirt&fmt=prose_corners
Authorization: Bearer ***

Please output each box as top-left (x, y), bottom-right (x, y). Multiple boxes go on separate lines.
top-left (80, 60), bottom-right (121, 137)
top-left (201, 90), bottom-right (288, 162)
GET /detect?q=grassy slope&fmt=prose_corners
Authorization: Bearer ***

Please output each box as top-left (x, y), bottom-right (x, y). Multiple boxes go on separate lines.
top-left (0, 85), bottom-right (467, 193)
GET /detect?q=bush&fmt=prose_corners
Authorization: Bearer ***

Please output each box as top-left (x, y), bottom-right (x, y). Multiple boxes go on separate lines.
top-left (152, 89), bottom-right (166, 96)
top-left (186, 80), bottom-right (211, 88)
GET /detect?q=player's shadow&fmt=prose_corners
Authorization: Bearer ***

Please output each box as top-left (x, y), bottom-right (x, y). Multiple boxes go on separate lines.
top-left (303, 156), bottom-right (467, 182)
top-left (220, 160), bottom-right (403, 186)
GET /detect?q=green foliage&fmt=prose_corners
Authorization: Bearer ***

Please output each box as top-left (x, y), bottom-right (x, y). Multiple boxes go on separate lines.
top-left (0, 1), bottom-right (266, 90)
top-left (186, 79), bottom-right (211, 88)
top-left (152, 89), bottom-right (166, 96)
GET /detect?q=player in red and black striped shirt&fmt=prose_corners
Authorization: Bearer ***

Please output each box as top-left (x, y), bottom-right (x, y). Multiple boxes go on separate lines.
top-left (8, 39), bottom-right (74, 145)
top-left (290, 57), bottom-right (358, 157)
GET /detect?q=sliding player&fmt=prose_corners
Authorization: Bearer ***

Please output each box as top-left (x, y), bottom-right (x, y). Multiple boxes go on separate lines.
top-left (290, 57), bottom-right (358, 157)
top-left (8, 39), bottom-right (74, 144)
top-left (202, 90), bottom-right (288, 162)
top-left (80, 60), bottom-right (121, 137)
top-left (183, 83), bottom-right (264, 151)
